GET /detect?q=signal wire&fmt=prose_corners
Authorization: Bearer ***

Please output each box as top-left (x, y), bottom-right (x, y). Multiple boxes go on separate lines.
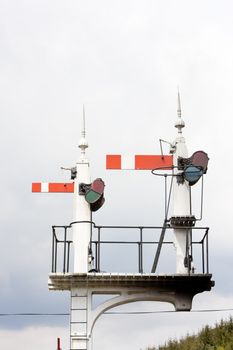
top-left (105, 308), bottom-right (233, 315)
top-left (0, 308), bottom-right (233, 317)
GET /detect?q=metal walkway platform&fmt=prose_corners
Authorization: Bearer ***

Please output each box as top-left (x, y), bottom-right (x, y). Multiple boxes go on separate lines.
top-left (49, 271), bottom-right (214, 290)
top-left (49, 272), bottom-right (214, 311)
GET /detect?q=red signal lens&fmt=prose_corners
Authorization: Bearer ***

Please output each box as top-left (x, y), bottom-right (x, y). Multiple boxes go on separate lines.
top-left (85, 178), bottom-right (105, 211)
top-left (91, 178), bottom-right (105, 194)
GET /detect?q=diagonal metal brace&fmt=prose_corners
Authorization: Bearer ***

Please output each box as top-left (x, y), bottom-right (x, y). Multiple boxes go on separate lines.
top-left (151, 220), bottom-right (168, 273)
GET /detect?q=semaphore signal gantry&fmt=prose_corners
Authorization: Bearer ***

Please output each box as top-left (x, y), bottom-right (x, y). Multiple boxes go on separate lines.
top-left (32, 99), bottom-right (214, 350)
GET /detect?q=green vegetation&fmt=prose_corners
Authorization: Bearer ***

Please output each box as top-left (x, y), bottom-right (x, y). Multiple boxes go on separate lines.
top-left (147, 317), bottom-right (233, 350)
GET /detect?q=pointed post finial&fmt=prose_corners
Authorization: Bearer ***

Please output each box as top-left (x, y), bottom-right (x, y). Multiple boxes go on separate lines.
top-left (177, 89), bottom-right (182, 119)
top-left (175, 89), bottom-right (185, 134)
top-left (82, 104), bottom-right (86, 138)
top-left (78, 104), bottom-right (88, 160)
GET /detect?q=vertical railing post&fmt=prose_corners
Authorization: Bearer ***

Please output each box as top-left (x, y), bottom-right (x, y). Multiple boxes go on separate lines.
top-left (97, 227), bottom-right (101, 272)
top-left (67, 241), bottom-right (71, 273)
top-left (55, 235), bottom-right (58, 273)
top-left (185, 229), bottom-right (192, 275)
top-left (164, 174), bottom-right (167, 218)
top-left (190, 229), bottom-right (193, 261)
top-left (63, 227), bottom-right (67, 273)
top-left (206, 228), bottom-right (209, 273)
top-left (138, 228), bottom-right (143, 273)
top-left (202, 237), bottom-right (205, 274)
top-left (95, 243), bottom-right (98, 271)
top-left (52, 227), bottom-right (55, 273)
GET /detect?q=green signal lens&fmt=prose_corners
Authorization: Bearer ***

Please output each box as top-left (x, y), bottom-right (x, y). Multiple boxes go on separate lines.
top-left (85, 190), bottom-right (101, 204)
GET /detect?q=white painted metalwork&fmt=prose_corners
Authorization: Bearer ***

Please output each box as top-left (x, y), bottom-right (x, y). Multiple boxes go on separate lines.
top-left (41, 182), bottom-right (49, 192)
top-left (121, 154), bottom-right (135, 169)
top-left (73, 109), bottom-right (91, 274)
top-left (70, 110), bottom-right (92, 350)
top-left (171, 92), bottom-right (191, 273)
top-left (46, 101), bottom-right (213, 350)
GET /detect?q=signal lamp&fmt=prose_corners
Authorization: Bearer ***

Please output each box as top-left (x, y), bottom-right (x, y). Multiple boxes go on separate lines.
top-left (191, 151), bottom-right (209, 173)
top-left (183, 165), bottom-right (203, 186)
top-left (178, 150), bottom-right (209, 186)
top-left (85, 178), bottom-right (105, 211)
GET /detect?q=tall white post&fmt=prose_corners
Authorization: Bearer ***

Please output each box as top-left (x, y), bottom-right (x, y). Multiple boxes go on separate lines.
top-left (73, 162), bottom-right (91, 273)
top-left (70, 109), bottom-right (92, 350)
top-left (172, 93), bottom-right (191, 274)
top-left (72, 108), bottom-right (91, 273)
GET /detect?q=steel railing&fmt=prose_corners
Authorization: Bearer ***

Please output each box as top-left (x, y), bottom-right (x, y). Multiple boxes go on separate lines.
top-left (51, 221), bottom-right (210, 275)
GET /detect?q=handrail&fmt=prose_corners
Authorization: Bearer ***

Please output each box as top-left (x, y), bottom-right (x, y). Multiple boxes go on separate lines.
top-left (51, 221), bottom-right (210, 274)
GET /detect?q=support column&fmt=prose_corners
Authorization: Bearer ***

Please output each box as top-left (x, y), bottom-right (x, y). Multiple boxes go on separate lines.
top-left (173, 138), bottom-right (191, 273)
top-left (172, 93), bottom-right (191, 274)
top-left (70, 287), bottom-right (91, 350)
top-left (72, 109), bottom-right (92, 273)
top-left (73, 161), bottom-right (91, 273)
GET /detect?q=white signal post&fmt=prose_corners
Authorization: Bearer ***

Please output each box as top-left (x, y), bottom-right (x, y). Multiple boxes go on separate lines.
top-left (70, 108), bottom-right (92, 350)
top-left (172, 92), bottom-right (191, 274)
top-left (73, 107), bottom-right (91, 273)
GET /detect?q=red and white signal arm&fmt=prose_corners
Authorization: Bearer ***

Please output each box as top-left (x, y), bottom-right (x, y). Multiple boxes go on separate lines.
top-left (106, 155), bottom-right (173, 170)
top-left (32, 182), bottom-right (74, 193)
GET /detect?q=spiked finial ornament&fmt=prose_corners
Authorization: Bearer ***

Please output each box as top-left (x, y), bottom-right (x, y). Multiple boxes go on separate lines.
top-left (175, 90), bottom-right (185, 135)
top-left (78, 105), bottom-right (89, 160)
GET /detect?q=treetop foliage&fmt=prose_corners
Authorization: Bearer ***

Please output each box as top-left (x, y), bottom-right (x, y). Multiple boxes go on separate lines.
top-left (146, 317), bottom-right (233, 350)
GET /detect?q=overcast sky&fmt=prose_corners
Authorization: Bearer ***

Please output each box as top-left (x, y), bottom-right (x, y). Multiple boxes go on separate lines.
top-left (1, 0), bottom-right (233, 349)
